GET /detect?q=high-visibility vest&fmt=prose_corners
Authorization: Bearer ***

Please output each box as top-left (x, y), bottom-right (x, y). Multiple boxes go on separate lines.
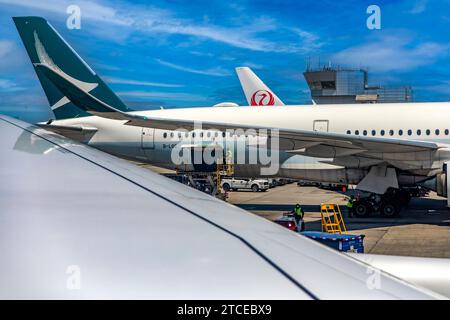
top-left (346, 199), bottom-right (354, 208)
top-left (294, 207), bottom-right (304, 218)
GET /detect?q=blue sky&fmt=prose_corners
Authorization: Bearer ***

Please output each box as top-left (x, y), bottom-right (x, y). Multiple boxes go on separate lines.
top-left (1, 0), bottom-right (450, 122)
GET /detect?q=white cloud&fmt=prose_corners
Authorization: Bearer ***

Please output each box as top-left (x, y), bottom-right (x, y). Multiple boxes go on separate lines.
top-left (155, 59), bottom-right (231, 77)
top-left (116, 90), bottom-right (209, 101)
top-left (290, 28), bottom-right (324, 52)
top-left (408, 0), bottom-right (428, 14)
top-left (240, 61), bottom-right (263, 69)
top-left (0, 0), bottom-right (133, 26)
top-left (0, 79), bottom-right (14, 88)
top-left (0, 40), bottom-right (14, 58)
top-left (0, 0), bottom-right (321, 53)
top-left (104, 76), bottom-right (184, 88)
top-left (332, 34), bottom-right (449, 72)
top-left (0, 78), bottom-right (24, 91)
top-left (0, 40), bottom-right (27, 71)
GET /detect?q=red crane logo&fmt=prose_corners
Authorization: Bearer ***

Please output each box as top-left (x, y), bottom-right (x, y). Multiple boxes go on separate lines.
top-left (250, 90), bottom-right (275, 106)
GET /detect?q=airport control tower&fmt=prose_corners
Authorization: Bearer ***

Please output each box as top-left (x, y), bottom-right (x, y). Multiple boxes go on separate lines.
top-left (303, 64), bottom-right (413, 104)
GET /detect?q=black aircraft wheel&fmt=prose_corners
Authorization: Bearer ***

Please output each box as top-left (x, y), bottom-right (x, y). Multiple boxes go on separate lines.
top-left (222, 183), bottom-right (230, 192)
top-left (354, 202), bottom-right (370, 217)
top-left (380, 202), bottom-right (400, 218)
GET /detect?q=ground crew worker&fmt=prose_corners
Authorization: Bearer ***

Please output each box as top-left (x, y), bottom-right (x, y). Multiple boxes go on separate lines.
top-left (293, 203), bottom-right (305, 232)
top-left (346, 195), bottom-right (354, 218)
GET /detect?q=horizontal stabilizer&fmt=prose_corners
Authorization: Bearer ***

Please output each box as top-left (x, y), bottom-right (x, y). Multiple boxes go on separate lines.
top-left (37, 123), bottom-right (97, 142)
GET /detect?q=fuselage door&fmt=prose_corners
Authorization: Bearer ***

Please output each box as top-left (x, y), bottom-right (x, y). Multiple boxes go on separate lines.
top-left (141, 128), bottom-right (155, 149)
top-left (313, 120), bottom-right (329, 132)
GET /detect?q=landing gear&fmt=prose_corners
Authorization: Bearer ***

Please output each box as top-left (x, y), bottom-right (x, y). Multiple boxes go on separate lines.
top-left (353, 200), bottom-right (373, 218)
top-left (352, 187), bottom-right (413, 218)
top-left (397, 189), bottom-right (412, 207)
top-left (379, 202), bottom-right (400, 217)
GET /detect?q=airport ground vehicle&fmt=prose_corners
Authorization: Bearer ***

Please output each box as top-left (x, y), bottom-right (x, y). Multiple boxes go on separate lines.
top-left (297, 180), bottom-right (320, 187)
top-left (274, 212), bottom-right (306, 232)
top-left (302, 232), bottom-right (365, 253)
top-left (221, 178), bottom-right (269, 192)
top-left (274, 215), bottom-right (298, 232)
top-left (318, 183), bottom-right (348, 191)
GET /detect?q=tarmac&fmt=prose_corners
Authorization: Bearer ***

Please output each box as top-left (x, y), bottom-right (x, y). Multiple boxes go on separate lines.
top-left (140, 163), bottom-right (450, 258)
top-left (227, 183), bottom-right (450, 258)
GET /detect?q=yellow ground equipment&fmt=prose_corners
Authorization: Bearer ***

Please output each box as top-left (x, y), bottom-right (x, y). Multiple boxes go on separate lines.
top-left (320, 203), bottom-right (347, 234)
top-left (216, 162), bottom-right (234, 193)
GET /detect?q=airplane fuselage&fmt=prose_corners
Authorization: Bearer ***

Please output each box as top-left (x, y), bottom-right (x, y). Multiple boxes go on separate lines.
top-left (49, 102), bottom-right (450, 188)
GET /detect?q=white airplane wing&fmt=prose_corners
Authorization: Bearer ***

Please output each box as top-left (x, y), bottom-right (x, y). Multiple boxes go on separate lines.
top-left (0, 115), bottom-right (443, 299)
top-left (235, 67), bottom-right (285, 106)
top-left (348, 254), bottom-right (450, 298)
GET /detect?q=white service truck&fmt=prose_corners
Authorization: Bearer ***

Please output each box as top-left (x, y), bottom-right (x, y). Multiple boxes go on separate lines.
top-left (221, 178), bottom-right (270, 192)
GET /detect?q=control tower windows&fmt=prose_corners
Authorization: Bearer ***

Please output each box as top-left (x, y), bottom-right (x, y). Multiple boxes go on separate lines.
top-left (321, 81), bottom-right (336, 89)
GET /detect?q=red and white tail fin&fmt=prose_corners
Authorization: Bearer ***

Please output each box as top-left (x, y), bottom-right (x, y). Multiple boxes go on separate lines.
top-left (235, 67), bottom-right (284, 106)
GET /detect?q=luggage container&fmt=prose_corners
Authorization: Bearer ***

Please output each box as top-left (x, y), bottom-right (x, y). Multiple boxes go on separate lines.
top-left (301, 231), bottom-right (365, 253)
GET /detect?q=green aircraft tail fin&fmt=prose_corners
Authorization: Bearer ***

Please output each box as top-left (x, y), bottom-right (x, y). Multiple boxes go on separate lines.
top-left (13, 16), bottom-right (131, 120)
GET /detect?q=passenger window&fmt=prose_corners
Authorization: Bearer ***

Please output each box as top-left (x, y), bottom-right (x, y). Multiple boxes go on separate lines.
top-left (380, 130), bottom-right (385, 136)
top-left (363, 130), bottom-right (367, 136)
top-left (417, 129), bottom-right (421, 136)
top-left (398, 129), bottom-right (403, 136)
top-left (192, 132), bottom-right (196, 138)
top-left (389, 130), bottom-right (394, 136)
top-left (371, 130), bottom-right (376, 136)
top-left (163, 132), bottom-right (167, 139)
top-left (207, 132), bottom-right (211, 138)
top-left (426, 129), bottom-right (431, 135)
top-left (435, 129), bottom-right (440, 135)
top-left (170, 132), bottom-right (174, 138)
top-left (355, 130), bottom-right (359, 135)
top-left (346, 130), bottom-right (351, 134)
top-left (407, 129), bottom-right (412, 136)
top-left (446, 129), bottom-right (449, 135)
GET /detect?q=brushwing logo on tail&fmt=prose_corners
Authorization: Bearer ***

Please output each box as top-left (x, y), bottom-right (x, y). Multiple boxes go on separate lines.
top-left (34, 30), bottom-right (98, 110)
top-left (250, 90), bottom-right (275, 106)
